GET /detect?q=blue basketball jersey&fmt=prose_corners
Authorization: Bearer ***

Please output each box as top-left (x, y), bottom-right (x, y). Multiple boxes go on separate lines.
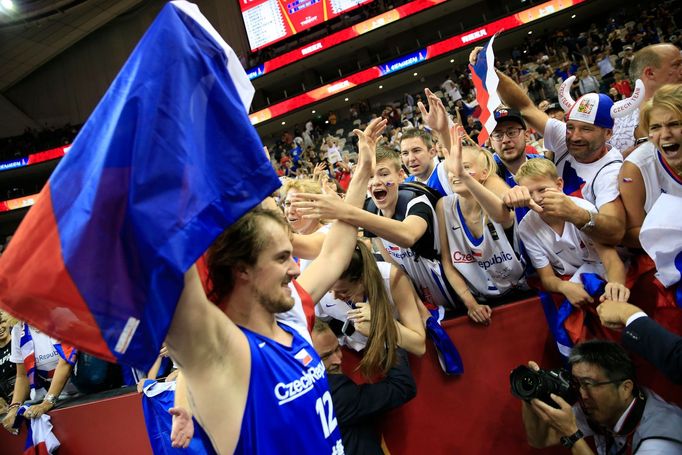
top-left (235, 323), bottom-right (344, 455)
top-left (404, 161), bottom-right (450, 197)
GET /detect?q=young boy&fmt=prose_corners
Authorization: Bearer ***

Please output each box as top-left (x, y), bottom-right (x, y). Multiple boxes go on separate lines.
top-left (514, 159), bottom-right (629, 305)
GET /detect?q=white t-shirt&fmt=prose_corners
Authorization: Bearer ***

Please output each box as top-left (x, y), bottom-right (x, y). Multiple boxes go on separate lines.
top-left (10, 323), bottom-right (78, 400)
top-left (639, 193), bottom-right (682, 288)
top-left (327, 146), bottom-right (342, 164)
top-left (625, 141), bottom-right (682, 213)
top-left (518, 196), bottom-right (602, 276)
top-left (543, 118), bottom-right (622, 209)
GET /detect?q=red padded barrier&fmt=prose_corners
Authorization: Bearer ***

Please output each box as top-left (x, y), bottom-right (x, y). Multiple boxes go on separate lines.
top-left (0, 297), bottom-right (679, 454)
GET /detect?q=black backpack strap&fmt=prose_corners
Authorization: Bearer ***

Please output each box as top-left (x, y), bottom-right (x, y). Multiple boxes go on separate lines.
top-left (589, 159), bottom-right (623, 202)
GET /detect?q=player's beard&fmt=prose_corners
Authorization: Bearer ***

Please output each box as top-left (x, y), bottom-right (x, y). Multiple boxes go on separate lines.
top-left (256, 284), bottom-right (295, 314)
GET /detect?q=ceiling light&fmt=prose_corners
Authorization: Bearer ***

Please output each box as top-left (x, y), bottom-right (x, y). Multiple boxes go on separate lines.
top-left (379, 85), bottom-right (383, 89)
top-left (344, 97), bottom-right (349, 101)
top-left (571, 14), bottom-right (576, 18)
top-left (1, 0), bottom-right (14, 10)
top-left (450, 59), bottom-right (454, 63)
top-left (311, 110), bottom-right (316, 114)
top-left (281, 121), bottom-right (286, 125)
top-left (413, 72), bottom-right (418, 77)
top-left (528, 30), bottom-right (533, 35)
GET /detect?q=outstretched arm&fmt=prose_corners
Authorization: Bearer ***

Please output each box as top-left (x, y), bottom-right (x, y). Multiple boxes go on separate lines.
top-left (297, 118), bottom-right (387, 303)
top-left (445, 124), bottom-right (514, 227)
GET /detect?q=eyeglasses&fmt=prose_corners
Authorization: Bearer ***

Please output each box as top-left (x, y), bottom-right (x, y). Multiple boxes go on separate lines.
top-left (571, 377), bottom-right (626, 392)
top-left (491, 127), bottom-right (524, 140)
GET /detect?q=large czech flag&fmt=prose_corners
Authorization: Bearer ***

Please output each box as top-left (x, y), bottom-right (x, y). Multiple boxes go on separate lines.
top-left (0, 1), bottom-right (280, 370)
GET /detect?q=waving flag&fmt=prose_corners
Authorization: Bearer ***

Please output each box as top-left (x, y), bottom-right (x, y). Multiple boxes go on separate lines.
top-left (468, 34), bottom-right (502, 145)
top-left (0, 1), bottom-right (280, 370)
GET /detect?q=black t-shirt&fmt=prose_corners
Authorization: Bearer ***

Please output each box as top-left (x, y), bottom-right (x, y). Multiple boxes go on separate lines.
top-left (363, 194), bottom-right (438, 260)
top-left (0, 342), bottom-right (15, 402)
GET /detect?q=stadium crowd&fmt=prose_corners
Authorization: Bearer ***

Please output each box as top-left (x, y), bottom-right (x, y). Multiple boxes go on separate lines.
top-left (1, 2), bottom-right (682, 454)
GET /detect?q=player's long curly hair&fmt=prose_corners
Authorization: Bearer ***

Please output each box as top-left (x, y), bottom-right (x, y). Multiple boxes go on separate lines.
top-left (340, 240), bottom-right (398, 377)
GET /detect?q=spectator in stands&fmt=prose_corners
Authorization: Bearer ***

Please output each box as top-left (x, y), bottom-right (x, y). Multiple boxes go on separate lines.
top-left (479, 44), bottom-right (642, 245)
top-left (437, 127), bottom-right (525, 324)
top-left (512, 159), bottom-right (629, 307)
top-left (399, 128), bottom-right (451, 197)
top-left (521, 340), bottom-right (682, 453)
top-left (326, 137), bottom-right (342, 165)
top-left (597, 300), bottom-right (682, 384)
top-left (577, 68), bottom-right (600, 95)
top-left (315, 240), bottom-right (425, 374)
top-left (611, 42), bottom-right (682, 153)
top-left (311, 320), bottom-right (416, 455)
top-left (0, 311), bottom-right (15, 411)
top-left (610, 71), bottom-right (632, 98)
top-left (619, 83), bottom-right (682, 247)
top-left (441, 77), bottom-right (462, 103)
top-left (2, 322), bottom-right (78, 432)
top-left (619, 45), bottom-right (635, 75)
top-left (489, 108), bottom-right (543, 190)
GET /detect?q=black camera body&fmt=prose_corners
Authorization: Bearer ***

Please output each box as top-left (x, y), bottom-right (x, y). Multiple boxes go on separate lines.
top-left (510, 365), bottom-right (575, 408)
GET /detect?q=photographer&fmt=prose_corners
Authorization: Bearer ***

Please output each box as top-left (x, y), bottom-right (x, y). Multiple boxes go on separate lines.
top-left (519, 340), bottom-right (682, 454)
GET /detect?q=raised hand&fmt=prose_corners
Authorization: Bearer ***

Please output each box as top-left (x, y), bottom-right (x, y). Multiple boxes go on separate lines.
top-left (468, 46), bottom-right (484, 66)
top-left (418, 88), bottom-right (451, 143)
top-left (290, 183), bottom-right (345, 220)
top-left (353, 118), bottom-right (387, 172)
top-left (442, 122), bottom-right (466, 180)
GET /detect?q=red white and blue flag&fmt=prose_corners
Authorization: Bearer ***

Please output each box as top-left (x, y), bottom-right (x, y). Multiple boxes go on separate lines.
top-left (13, 405), bottom-right (61, 455)
top-left (468, 34), bottom-right (502, 145)
top-left (0, 1), bottom-right (280, 370)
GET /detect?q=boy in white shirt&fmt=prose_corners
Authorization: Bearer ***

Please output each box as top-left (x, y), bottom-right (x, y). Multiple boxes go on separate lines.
top-left (513, 158), bottom-right (629, 306)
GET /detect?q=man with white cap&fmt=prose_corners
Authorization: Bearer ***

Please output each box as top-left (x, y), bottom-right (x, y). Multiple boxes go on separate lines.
top-left (469, 46), bottom-right (644, 245)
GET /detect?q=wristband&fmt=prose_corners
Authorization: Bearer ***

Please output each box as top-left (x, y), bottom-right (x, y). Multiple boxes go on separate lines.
top-left (560, 429), bottom-right (584, 448)
top-left (8, 402), bottom-right (21, 410)
top-left (43, 394), bottom-right (58, 405)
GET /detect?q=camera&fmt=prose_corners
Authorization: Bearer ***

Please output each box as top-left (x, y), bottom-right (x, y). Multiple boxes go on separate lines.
top-left (510, 365), bottom-right (575, 408)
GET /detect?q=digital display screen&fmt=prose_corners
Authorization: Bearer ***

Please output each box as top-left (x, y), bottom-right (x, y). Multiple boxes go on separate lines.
top-left (240, 0), bottom-right (374, 51)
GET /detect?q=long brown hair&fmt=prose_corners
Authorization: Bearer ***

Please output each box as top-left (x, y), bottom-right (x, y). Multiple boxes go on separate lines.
top-left (340, 240), bottom-right (398, 377)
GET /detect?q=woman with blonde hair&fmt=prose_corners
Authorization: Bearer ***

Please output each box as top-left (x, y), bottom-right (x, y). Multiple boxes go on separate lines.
top-left (620, 83), bottom-right (682, 247)
top-left (437, 126), bottom-right (526, 325)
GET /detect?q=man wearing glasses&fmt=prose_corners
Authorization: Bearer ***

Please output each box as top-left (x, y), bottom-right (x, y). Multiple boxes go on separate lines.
top-left (489, 108), bottom-right (544, 222)
top-left (521, 340), bottom-right (682, 454)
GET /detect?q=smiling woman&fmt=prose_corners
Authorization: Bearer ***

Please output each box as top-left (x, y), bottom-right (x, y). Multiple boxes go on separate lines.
top-left (619, 83), bottom-right (682, 247)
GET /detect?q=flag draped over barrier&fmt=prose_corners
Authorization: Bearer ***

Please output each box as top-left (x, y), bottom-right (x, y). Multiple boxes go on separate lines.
top-left (0, 1), bottom-right (280, 370)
